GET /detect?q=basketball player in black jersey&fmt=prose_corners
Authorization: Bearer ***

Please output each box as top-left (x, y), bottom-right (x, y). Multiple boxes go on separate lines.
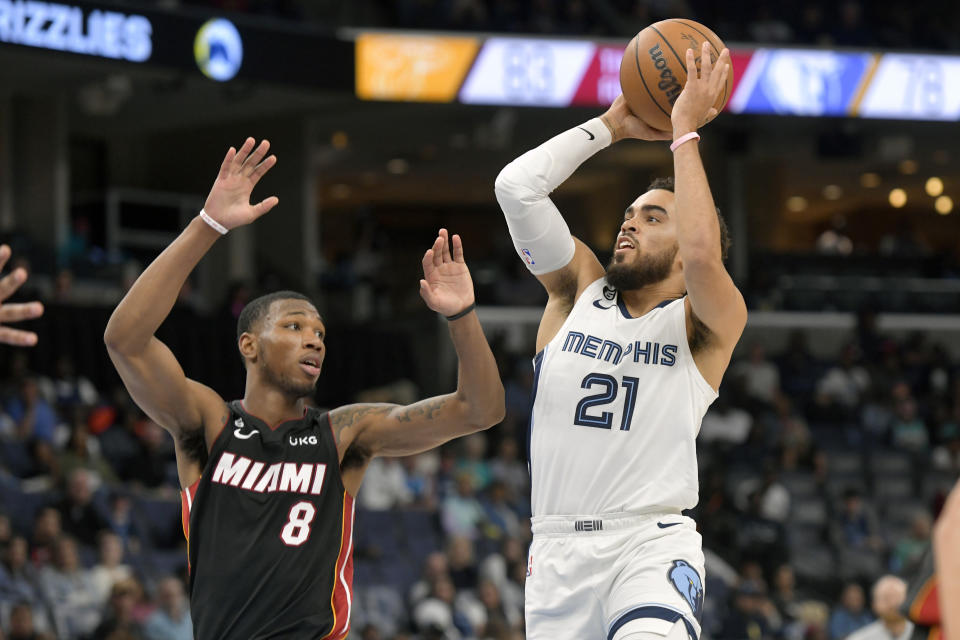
top-left (104, 138), bottom-right (505, 639)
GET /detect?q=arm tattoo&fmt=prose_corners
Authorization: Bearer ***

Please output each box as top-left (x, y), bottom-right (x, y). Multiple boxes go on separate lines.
top-left (329, 404), bottom-right (392, 445)
top-left (393, 396), bottom-right (449, 423)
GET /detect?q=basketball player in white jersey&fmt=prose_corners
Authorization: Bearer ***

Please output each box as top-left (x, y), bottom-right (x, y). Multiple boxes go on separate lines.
top-left (495, 44), bottom-right (741, 640)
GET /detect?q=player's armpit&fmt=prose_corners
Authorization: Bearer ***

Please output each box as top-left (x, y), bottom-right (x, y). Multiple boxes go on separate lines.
top-left (682, 265), bottom-right (747, 390)
top-left (534, 238), bottom-right (606, 353)
top-left (535, 237), bottom-right (605, 300)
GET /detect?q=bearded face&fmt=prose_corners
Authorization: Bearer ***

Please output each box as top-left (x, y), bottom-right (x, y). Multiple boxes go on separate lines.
top-left (605, 239), bottom-right (678, 291)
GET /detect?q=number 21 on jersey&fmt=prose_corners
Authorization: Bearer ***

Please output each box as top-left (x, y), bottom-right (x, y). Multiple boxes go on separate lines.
top-left (573, 373), bottom-right (639, 431)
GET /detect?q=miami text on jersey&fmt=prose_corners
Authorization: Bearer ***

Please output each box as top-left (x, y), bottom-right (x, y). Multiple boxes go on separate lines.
top-left (211, 452), bottom-right (327, 495)
top-left (561, 330), bottom-right (677, 366)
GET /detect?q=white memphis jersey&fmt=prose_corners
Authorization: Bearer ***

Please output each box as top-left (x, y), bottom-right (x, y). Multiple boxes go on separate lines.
top-left (528, 277), bottom-right (717, 517)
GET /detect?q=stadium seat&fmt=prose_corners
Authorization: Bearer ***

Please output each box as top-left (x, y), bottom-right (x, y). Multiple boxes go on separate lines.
top-left (789, 498), bottom-right (828, 527)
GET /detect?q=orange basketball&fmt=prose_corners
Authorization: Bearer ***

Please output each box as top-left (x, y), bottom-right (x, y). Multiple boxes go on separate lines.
top-left (619, 19), bottom-right (733, 132)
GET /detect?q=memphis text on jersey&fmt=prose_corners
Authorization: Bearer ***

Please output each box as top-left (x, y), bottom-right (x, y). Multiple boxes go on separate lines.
top-left (562, 330), bottom-right (678, 367)
top-left (211, 452), bottom-right (327, 495)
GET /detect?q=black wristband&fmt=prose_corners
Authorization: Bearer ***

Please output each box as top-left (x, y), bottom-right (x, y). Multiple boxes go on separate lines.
top-left (445, 302), bottom-right (476, 321)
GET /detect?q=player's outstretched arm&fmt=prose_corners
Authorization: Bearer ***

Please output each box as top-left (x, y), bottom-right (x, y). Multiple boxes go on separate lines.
top-left (670, 44), bottom-right (747, 388)
top-left (104, 138), bottom-right (278, 457)
top-left (329, 230), bottom-right (505, 458)
top-left (0, 245), bottom-right (44, 346)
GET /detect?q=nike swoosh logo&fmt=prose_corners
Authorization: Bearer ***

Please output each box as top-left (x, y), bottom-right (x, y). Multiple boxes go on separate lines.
top-left (578, 126), bottom-right (595, 141)
top-left (234, 428), bottom-right (259, 440)
top-left (657, 522), bottom-right (681, 529)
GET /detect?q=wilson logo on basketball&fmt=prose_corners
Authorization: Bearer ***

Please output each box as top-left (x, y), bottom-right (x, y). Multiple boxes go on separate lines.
top-left (647, 43), bottom-right (682, 105)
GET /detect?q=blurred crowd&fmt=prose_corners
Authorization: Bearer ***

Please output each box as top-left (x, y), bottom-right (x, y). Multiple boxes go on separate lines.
top-left (0, 294), bottom-right (957, 639)
top-left (175, 0), bottom-right (960, 51)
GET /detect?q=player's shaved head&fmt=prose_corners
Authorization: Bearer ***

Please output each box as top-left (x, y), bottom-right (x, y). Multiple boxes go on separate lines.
top-left (237, 291), bottom-right (317, 340)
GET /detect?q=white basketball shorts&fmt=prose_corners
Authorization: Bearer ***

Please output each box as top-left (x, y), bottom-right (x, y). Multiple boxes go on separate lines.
top-left (524, 511), bottom-right (704, 640)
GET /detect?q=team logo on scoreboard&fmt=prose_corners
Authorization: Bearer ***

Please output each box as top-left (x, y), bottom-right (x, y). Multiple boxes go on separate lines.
top-left (194, 18), bottom-right (243, 81)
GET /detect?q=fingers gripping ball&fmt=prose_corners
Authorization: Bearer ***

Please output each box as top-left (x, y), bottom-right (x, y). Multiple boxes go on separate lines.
top-left (619, 19), bottom-right (733, 131)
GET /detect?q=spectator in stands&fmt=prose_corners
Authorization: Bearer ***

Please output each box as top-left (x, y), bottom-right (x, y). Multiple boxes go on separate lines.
top-left (846, 576), bottom-right (912, 640)
top-left (748, 5), bottom-right (793, 43)
top-left (454, 433), bottom-right (491, 492)
top-left (890, 512), bottom-right (932, 575)
top-left (720, 579), bottom-right (782, 640)
top-left (89, 578), bottom-right (144, 640)
top-left (932, 421), bottom-right (960, 472)
top-left (124, 419), bottom-right (174, 489)
top-left (828, 582), bottom-right (873, 640)
top-left (89, 532), bottom-right (132, 606)
top-left (481, 480), bottom-right (521, 539)
top-left (29, 508), bottom-right (61, 568)
top-left (103, 493), bottom-right (147, 553)
top-left (476, 578), bottom-right (520, 635)
top-left (441, 472), bottom-right (486, 540)
top-left (772, 563), bottom-right (827, 633)
top-left (737, 462), bottom-right (791, 524)
top-left (736, 489), bottom-right (789, 572)
top-left (4, 378), bottom-right (58, 447)
top-left (479, 537), bottom-right (525, 624)
top-left (488, 437), bottom-right (527, 502)
top-left (776, 330), bottom-right (820, 402)
top-left (0, 537), bottom-right (43, 612)
top-left (38, 356), bottom-right (98, 409)
top-left (358, 458), bottom-right (413, 511)
top-left (889, 394), bottom-right (929, 452)
top-left (833, 488), bottom-right (886, 568)
top-left (445, 536), bottom-right (478, 591)
top-left (6, 602), bottom-right (53, 640)
top-left (57, 469), bottom-right (109, 547)
top-left (37, 536), bottom-right (100, 638)
top-left (734, 344), bottom-right (781, 409)
top-left (56, 415), bottom-right (118, 490)
top-left (143, 576), bottom-right (192, 640)
top-left (815, 344), bottom-right (870, 419)
top-left (832, 1), bottom-right (874, 48)
top-left (412, 576), bottom-right (470, 640)
top-left (699, 392), bottom-right (754, 446)
top-left (399, 454), bottom-right (438, 509)
top-left (770, 395), bottom-right (814, 470)
top-left (409, 552), bottom-right (450, 607)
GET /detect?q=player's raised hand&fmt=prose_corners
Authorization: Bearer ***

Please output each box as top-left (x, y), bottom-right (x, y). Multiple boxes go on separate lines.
top-left (0, 245), bottom-right (43, 346)
top-left (419, 229), bottom-right (475, 317)
top-left (202, 138), bottom-right (279, 231)
top-left (671, 42), bottom-right (731, 135)
top-left (601, 95), bottom-right (673, 143)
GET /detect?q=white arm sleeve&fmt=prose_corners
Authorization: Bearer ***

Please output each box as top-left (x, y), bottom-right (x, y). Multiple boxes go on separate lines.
top-left (494, 117), bottom-right (612, 275)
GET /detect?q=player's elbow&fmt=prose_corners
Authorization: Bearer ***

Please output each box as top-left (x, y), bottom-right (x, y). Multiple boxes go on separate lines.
top-left (462, 386), bottom-right (506, 432)
top-left (103, 315), bottom-right (142, 356)
top-left (494, 161), bottom-right (545, 210)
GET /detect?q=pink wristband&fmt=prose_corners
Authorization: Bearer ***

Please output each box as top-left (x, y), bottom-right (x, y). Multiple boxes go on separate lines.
top-left (199, 209), bottom-right (228, 235)
top-left (670, 132), bottom-right (701, 152)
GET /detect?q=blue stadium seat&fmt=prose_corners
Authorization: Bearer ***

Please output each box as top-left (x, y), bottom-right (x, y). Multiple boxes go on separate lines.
top-left (0, 487), bottom-right (56, 534)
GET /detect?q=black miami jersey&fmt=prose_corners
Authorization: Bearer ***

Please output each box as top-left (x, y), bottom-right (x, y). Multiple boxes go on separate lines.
top-left (180, 401), bottom-right (354, 640)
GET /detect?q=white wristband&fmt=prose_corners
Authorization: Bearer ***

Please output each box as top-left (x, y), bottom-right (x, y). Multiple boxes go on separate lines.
top-left (199, 209), bottom-right (228, 235)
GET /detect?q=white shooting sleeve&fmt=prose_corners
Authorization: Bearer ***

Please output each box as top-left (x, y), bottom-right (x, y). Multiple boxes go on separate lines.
top-left (494, 117), bottom-right (612, 275)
